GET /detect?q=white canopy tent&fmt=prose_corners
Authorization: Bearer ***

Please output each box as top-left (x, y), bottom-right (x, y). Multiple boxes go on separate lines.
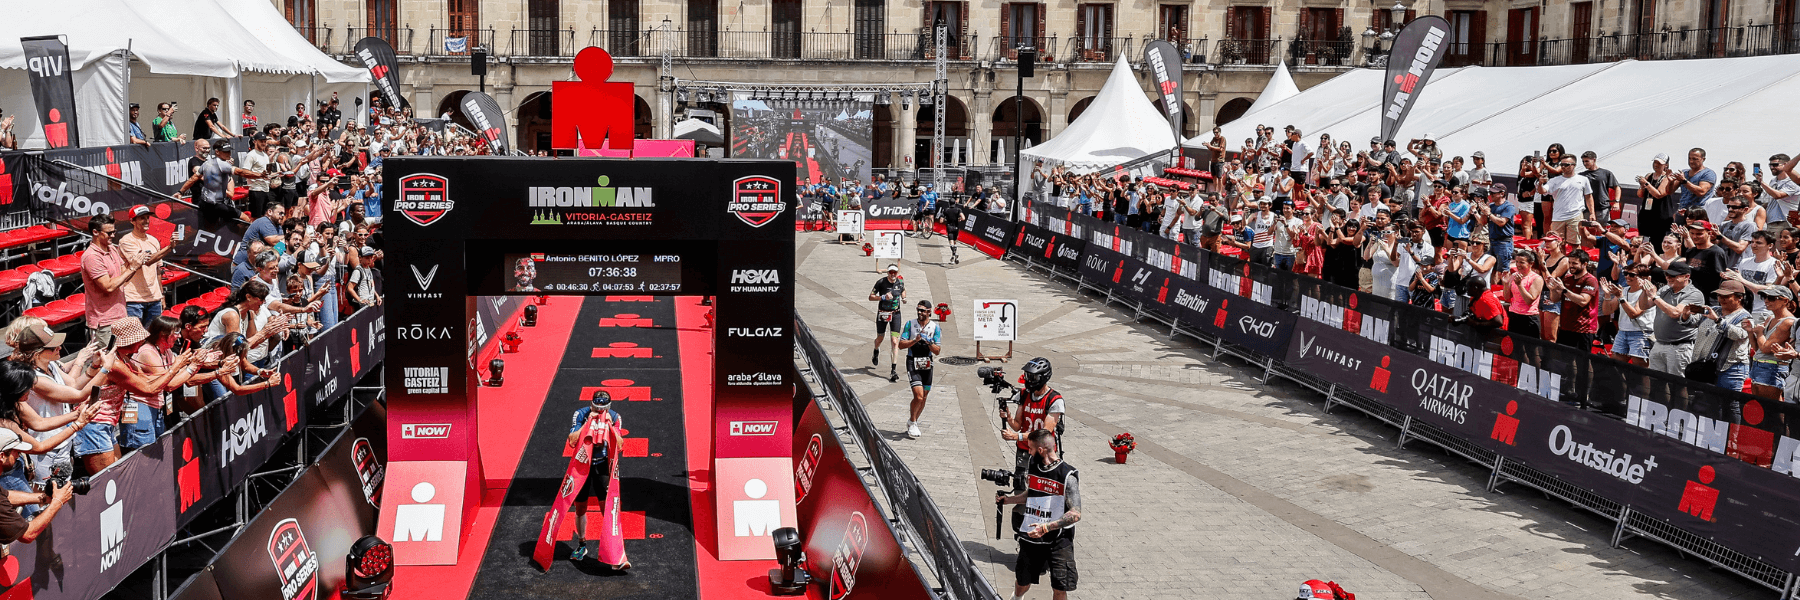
top-left (1193, 54), bottom-right (1800, 179)
top-left (0, 0), bottom-right (366, 149)
top-left (1021, 55), bottom-right (1178, 173)
top-left (1243, 61), bottom-right (1300, 116)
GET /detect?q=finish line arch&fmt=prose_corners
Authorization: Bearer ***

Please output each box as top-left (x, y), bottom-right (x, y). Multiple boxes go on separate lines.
top-left (380, 156), bottom-right (796, 563)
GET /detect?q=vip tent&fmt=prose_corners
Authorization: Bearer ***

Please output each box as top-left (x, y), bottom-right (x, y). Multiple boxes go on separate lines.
top-left (1019, 55), bottom-right (1178, 174)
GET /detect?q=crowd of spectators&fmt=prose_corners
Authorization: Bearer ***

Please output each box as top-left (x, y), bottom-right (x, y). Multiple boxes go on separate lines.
top-left (1039, 123), bottom-right (1800, 402)
top-left (802, 174), bottom-right (1012, 219)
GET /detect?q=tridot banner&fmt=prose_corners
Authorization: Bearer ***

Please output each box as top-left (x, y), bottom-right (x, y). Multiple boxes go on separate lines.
top-left (1142, 40), bottom-right (1185, 143)
top-left (20, 35), bottom-right (81, 148)
top-left (353, 37), bottom-right (407, 110)
top-left (1380, 16), bottom-right (1452, 144)
top-left (458, 91), bottom-right (510, 155)
top-left (793, 391), bottom-right (934, 599)
top-left (862, 196), bottom-right (915, 229)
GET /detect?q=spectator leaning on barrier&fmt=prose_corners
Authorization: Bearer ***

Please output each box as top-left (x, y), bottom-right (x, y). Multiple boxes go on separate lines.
top-left (1699, 280), bottom-right (1754, 391)
top-left (1763, 154), bottom-right (1800, 233)
top-left (233, 202), bottom-right (287, 287)
top-left (241, 100), bottom-right (258, 136)
top-left (1644, 261), bottom-right (1706, 376)
top-left (1551, 253), bottom-right (1601, 353)
top-left (1748, 286), bottom-right (1795, 400)
top-left (118, 206), bottom-right (174, 329)
top-left (127, 103), bottom-right (149, 146)
top-left (194, 97), bottom-right (229, 140)
top-left (1675, 148), bottom-right (1718, 212)
top-left (8, 318), bottom-right (109, 481)
top-left (0, 114), bottom-right (15, 150)
top-left (116, 316), bottom-right (200, 452)
top-left (1603, 265), bottom-right (1657, 367)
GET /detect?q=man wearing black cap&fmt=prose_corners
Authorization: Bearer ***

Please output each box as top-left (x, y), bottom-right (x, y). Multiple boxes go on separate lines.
top-left (565, 391), bottom-right (622, 563)
top-left (127, 103), bottom-right (149, 147)
top-left (1642, 261), bottom-right (1706, 376)
top-left (180, 140), bottom-right (261, 213)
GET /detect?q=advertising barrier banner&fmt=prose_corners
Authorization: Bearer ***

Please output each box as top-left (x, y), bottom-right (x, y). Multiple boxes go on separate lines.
top-left (862, 196), bottom-right (916, 230)
top-left (793, 392), bottom-right (933, 599)
top-left (958, 209), bottom-right (1015, 259)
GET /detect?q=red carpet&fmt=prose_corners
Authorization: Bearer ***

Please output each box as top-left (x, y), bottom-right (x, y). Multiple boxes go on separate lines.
top-left (389, 296), bottom-right (584, 600)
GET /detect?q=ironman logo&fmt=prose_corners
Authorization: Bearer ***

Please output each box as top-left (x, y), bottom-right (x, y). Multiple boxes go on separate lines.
top-left (396, 173), bottom-right (454, 226)
top-left (729, 175), bottom-right (784, 228)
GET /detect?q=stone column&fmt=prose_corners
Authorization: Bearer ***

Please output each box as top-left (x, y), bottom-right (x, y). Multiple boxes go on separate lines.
top-left (971, 86), bottom-right (994, 165)
top-left (897, 100), bottom-right (917, 173)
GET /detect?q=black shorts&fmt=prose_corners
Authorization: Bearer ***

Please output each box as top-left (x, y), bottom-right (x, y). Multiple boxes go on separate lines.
top-left (944, 226), bottom-right (961, 242)
top-left (575, 458), bottom-right (612, 502)
top-left (916, 206), bottom-right (937, 219)
top-left (908, 367), bottom-right (933, 390)
top-left (875, 311), bottom-right (899, 336)
top-left (1016, 530), bottom-right (1077, 591)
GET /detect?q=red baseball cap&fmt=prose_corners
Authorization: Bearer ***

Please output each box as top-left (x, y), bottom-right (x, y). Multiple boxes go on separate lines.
top-left (130, 205), bottom-right (152, 218)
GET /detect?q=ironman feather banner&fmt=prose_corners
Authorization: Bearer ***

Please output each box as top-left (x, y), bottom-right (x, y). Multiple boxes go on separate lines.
top-left (1379, 16), bottom-right (1451, 144)
top-left (458, 91), bottom-right (511, 155)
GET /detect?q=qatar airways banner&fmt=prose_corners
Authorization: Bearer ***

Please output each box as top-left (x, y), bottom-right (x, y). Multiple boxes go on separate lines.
top-left (1380, 16), bottom-right (1451, 144)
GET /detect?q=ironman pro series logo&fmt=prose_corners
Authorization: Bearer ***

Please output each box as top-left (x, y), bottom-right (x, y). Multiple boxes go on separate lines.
top-left (729, 175), bottom-right (785, 228)
top-left (396, 173), bottom-right (453, 226)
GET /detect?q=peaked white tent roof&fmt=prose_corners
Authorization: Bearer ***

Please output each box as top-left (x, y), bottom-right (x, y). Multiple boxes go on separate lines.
top-left (1022, 55), bottom-right (1177, 172)
top-left (1244, 61), bottom-right (1300, 115)
top-left (1192, 54), bottom-right (1800, 178)
top-left (218, 0), bottom-right (369, 82)
top-left (0, 0), bottom-right (367, 81)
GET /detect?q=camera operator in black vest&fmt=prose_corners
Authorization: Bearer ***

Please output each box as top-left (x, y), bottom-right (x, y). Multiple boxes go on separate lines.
top-left (1001, 357), bottom-right (1064, 492)
top-left (996, 429), bottom-right (1081, 599)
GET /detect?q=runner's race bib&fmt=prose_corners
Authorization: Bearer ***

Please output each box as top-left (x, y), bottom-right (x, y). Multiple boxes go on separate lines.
top-left (912, 355), bottom-right (933, 371)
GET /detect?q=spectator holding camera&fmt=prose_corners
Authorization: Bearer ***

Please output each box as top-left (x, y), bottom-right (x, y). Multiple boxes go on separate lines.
top-left (996, 429), bottom-right (1080, 600)
top-left (0, 426), bottom-right (78, 545)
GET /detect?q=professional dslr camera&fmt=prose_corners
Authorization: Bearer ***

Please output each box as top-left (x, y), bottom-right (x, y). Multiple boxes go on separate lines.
top-left (38, 465), bottom-right (91, 496)
top-left (977, 366), bottom-right (1019, 411)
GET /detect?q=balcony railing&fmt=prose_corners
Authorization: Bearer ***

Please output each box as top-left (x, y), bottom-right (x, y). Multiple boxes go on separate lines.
top-left (991, 35), bottom-right (1057, 61)
top-left (293, 26), bottom-right (334, 54)
top-left (429, 28), bottom-right (496, 56)
top-left (1066, 36), bottom-right (1135, 62)
top-left (508, 28), bottom-right (578, 57)
top-left (553, 29), bottom-right (977, 60)
top-left (1286, 39), bottom-right (1354, 66)
top-left (1425, 23), bottom-right (1800, 67)
top-left (344, 27), bottom-right (414, 55)
top-left (1216, 38), bottom-right (1281, 65)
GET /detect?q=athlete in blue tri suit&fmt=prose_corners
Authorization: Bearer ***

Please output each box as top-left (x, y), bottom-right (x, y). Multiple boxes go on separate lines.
top-left (898, 300), bottom-right (942, 439)
top-left (914, 184), bottom-right (940, 238)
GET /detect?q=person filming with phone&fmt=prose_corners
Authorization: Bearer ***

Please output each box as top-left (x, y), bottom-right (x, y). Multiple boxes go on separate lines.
top-left (995, 429), bottom-right (1081, 600)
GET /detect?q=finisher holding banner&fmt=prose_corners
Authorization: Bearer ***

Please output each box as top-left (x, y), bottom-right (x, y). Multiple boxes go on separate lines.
top-left (534, 391), bottom-right (631, 571)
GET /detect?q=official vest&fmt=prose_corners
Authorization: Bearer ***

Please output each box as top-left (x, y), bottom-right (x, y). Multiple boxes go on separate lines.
top-left (1017, 457), bottom-right (1077, 545)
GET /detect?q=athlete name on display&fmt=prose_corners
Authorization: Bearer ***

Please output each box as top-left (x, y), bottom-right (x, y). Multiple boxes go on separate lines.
top-left (504, 252), bottom-right (685, 293)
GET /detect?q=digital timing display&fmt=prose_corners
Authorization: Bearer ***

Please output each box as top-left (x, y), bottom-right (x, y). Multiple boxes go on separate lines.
top-left (505, 252), bottom-right (685, 293)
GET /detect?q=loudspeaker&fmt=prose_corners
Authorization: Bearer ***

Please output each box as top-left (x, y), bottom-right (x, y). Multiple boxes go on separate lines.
top-left (471, 49), bottom-right (487, 77)
top-left (1018, 49), bottom-right (1037, 78)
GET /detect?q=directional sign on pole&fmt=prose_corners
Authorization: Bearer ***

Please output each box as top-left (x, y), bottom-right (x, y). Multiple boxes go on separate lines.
top-left (972, 299), bottom-right (1018, 341)
top-left (873, 231), bottom-right (904, 259)
top-left (837, 210), bottom-right (864, 235)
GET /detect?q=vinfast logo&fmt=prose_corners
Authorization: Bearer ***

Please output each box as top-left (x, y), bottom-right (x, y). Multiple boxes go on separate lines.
top-left (1295, 332), bottom-right (1366, 371)
top-left (401, 423), bottom-right (453, 439)
top-left (408, 264), bottom-right (442, 299)
top-left (726, 327), bottom-right (783, 337)
top-left (1385, 25), bottom-right (1448, 121)
top-left (828, 511), bottom-right (870, 600)
top-left (1238, 315), bottom-right (1276, 339)
top-left (1172, 287), bottom-right (1208, 313)
top-left (729, 421), bottom-right (779, 436)
top-left (1547, 424), bottom-right (1658, 484)
top-left (730, 269), bottom-right (781, 293)
top-left (1627, 395), bottom-right (1782, 470)
top-left (1427, 335), bottom-right (1563, 403)
top-left (1298, 296), bottom-right (1391, 344)
top-left (1408, 368), bottom-right (1472, 424)
top-left (221, 405), bottom-right (269, 468)
top-left (1207, 267), bottom-right (1272, 304)
top-left (30, 181), bottom-right (111, 216)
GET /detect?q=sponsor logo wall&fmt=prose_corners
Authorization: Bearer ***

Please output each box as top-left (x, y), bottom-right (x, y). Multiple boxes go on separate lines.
top-left (993, 200), bottom-right (1800, 573)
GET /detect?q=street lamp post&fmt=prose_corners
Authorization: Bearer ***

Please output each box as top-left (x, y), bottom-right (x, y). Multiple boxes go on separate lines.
top-left (1013, 47), bottom-right (1036, 218)
top-left (1363, 1), bottom-right (1409, 66)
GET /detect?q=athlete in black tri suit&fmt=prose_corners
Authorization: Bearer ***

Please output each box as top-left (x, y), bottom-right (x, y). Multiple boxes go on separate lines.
top-left (938, 195), bottom-right (965, 264)
top-left (868, 264), bottom-right (906, 381)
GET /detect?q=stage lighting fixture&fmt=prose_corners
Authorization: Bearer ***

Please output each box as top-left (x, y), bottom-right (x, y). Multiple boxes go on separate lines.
top-left (343, 535), bottom-right (394, 599)
top-left (522, 304), bottom-right (539, 326)
top-left (677, 89), bottom-right (689, 102)
top-left (486, 358), bottom-right (505, 387)
top-left (875, 92), bottom-right (889, 105)
top-left (901, 92), bottom-right (911, 111)
top-left (768, 527), bottom-right (810, 595)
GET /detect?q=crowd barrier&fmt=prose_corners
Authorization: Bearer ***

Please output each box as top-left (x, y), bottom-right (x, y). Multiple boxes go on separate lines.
top-left (795, 319), bottom-right (1005, 600)
top-left (0, 306), bottom-right (386, 600)
top-left (986, 199), bottom-right (1800, 596)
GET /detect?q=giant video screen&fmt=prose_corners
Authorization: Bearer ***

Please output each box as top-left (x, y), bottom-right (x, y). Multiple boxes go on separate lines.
top-left (730, 93), bottom-right (873, 185)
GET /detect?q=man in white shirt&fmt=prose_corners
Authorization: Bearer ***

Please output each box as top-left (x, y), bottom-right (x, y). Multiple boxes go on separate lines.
top-left (1285, 128), bottom-right (1311, 185)
top-left (1535, 154), bottom-right (1593, 244)
top-left (1728, 231), bottom-right (1781, 312)
top-left (1247, 198), bottom-right (1276, 265)
top-left (1391, 222), bottom-right (1434, 303)
top-left (1761, 153), bottom-right (1800, 233)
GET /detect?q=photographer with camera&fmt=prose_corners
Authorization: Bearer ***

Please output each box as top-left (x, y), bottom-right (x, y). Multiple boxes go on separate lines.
top-left (898, 300), bottom-right (942, 439)
top-left (995, 429), bottom-right (1080, 600)
top-left (1001, 358), bottom-right (1064, 492)
top-left (0, 427), bottom-right (78, 545)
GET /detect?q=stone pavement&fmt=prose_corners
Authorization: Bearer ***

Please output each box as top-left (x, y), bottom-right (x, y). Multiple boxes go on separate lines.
top-left (794, 229), bottom-right (1766, 600)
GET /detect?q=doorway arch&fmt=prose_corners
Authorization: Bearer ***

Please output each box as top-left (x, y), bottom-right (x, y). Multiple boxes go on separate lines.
top-left (991, 96), bottom-right (1044, 162)
top-left (1215, 97), bottom-right (1254, 126)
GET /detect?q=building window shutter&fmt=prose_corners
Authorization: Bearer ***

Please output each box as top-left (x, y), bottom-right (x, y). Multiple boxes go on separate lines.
top-left (1001, 4), bottom-right (1012, 43)
top-left (1226, 6), bottom-right (1238, 40)
top-left (1103, 4), bottom-right (1113, 40)
top-left (1471, 10), bottom-right (1487, 49)
top-left (1037, 3), bottom-right (1047, 41)
top-left (1298, 9), bottom-right (1309, 38)
top-left (1406, 9), bottom-right (1417, 22)
top-left (960, 1), bottom-right (972, 57)
top-left (1260, 6), bottom-right (1272, 39)
top-left (1335, 8), bottom-right (1345, 35)
top-left (1077, 6), bottom-right (1089, 43)
top-left (923, 2), bottom-right (933, 31)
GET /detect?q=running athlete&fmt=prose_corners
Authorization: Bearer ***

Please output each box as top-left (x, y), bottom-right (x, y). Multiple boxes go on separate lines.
top-left (869, 264), bottom-right (906, 381)
top-left (914, 184), bottom-right (939, 238)
top-left (1001, 358), bottom-right (1065, 492)
top-left (899, 300), bottom-right (943, 438)
top-left (938, 195), bottom-right (966, 264)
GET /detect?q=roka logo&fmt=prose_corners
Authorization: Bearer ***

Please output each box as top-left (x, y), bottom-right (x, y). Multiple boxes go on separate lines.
top-left (221, 405), bottom-right (269, 468)
top-left (401, 423), bottom-right (453, 439)
top-left (730, 420), bottom-right (779, 436)
top-left (829, 511), bottom-right (870, 600)
top-left (729, 175), bottom-right (785, 227)
top-left (396, 174), bottom-right (454, 226)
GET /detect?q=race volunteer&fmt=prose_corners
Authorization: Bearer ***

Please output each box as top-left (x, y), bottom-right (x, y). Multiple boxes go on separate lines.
top-left (997, 429), bottom-right (1080, 600)
top-left (869, 264), bottom-right (907, 382)
top-left (565, 390), bottom-right (620, 563)
top-left (938, 195), bottom-right (966, 264)
top-left (898, 301), bottom-right (942, 439)
top-left (1002, 358), bottom-right (1064, 492)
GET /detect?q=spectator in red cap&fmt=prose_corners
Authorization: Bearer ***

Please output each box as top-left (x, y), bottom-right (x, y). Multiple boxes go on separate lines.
top-left (118, 206), bottom-right (173, 329)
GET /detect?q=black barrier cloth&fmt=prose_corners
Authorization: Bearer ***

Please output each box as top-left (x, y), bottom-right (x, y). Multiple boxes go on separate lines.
top-left (794, 389), bottom-right (935, 600)
top-left (7, 136), bottom-right (251, 198)
top-left (457, 91), bottom-right (510, 155)
top-left (1380, 16), bottom-right (1453, 144)
top-left (168, 570), bottom-right (224, 600)
top-left (9, 435), bottom-right (177, 600)
top-left (1012, 222), bottom-right (1085, 273)
top-left (20, 36), bottom-right (81, 149)
top-left (988, 199), bottom-right (1800, 572)
top-left (958, 209), bottom-right (1017, 258)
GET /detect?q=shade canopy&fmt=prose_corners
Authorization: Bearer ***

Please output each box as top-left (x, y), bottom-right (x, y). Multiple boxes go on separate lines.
top-left (1021, 55), bottom-right (1178, 173)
